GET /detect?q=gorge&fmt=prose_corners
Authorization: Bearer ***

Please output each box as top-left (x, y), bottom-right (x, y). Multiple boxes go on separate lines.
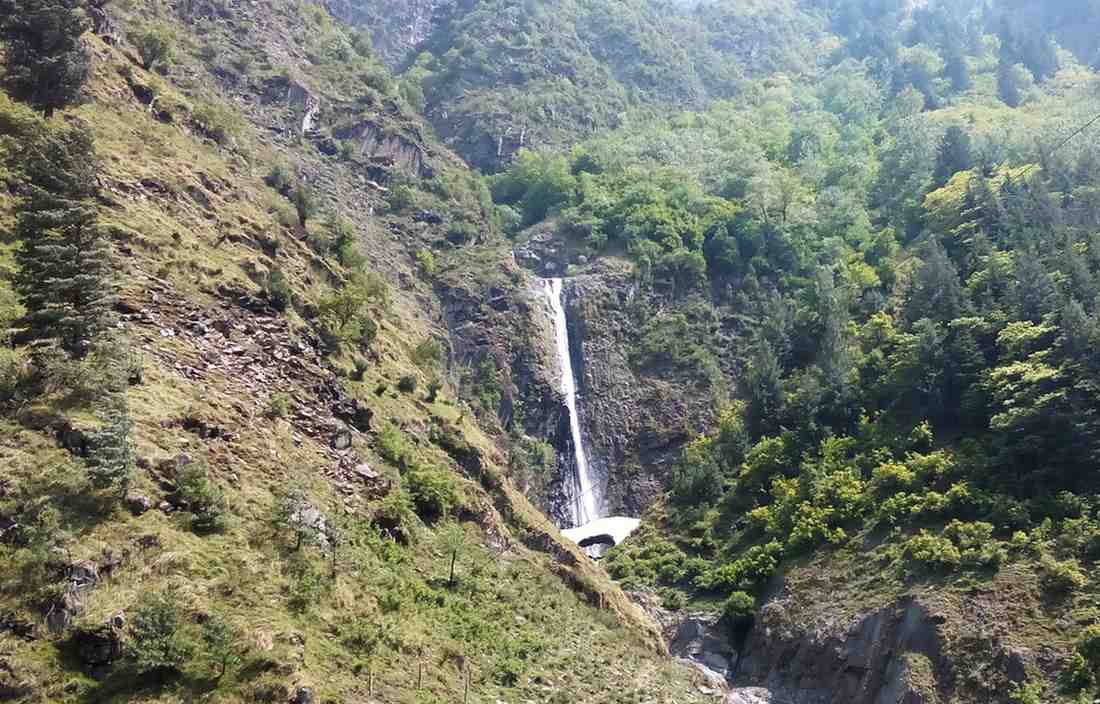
top-left (3, 0), bottom-right (1100, 702)
top-left (542, 276), bottom-right (642, 553)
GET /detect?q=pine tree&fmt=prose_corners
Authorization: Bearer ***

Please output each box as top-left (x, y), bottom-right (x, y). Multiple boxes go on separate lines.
top-left (943, 41), bottom-right (971, 93)
top-left (932, 126), bottom-right (973, 189)
top-left (0, 0), bottom-right (91, 116)
top-left (87, 397), bottom-right (135, 495)
top-left (13, 123), bottom-right (116, 358)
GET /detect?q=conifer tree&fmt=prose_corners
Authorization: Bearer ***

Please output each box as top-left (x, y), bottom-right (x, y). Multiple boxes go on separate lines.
top-left (932, 126), bottom-right (973, 189)
top-left (13, 123), bottom-right (116, 358)
top-left (0, 0), bottom-right (91, 116)
top-left (87, 397), bottom-right (135, 495)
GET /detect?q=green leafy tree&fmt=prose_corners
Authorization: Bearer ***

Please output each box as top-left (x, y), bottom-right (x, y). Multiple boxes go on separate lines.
top-left (200, 612), bottom-right (241, 680)
top-left (13, 123), bottom-right (115, 358)
top-left (436, 520), bottom-right (467, 587)
top-left (0, 0), bottom-right (90, 116)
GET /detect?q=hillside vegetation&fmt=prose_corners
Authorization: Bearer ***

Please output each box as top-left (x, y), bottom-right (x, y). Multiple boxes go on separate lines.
top-left (485, 0), bottom-right (1100, 700)
top-left (0, 0), bottom-right (709, 702)
top-left (6, 0), bottom-right (1100, 702)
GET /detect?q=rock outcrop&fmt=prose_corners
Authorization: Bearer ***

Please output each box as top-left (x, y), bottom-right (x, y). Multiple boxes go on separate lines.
top-left (322, 0), bottom-right (460, 68)
top-left (563, 268), bottom-right (716, 515)
top-left (733, 596), bottom-right (953, 704)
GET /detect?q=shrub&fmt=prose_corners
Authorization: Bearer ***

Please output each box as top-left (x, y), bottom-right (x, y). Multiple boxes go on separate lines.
top-left (267, 392), bottom-right (291, 419)
top-left (192, 101), bottom-right (243, 146)
top-left (721, 591), bottom-right (756, 648)
top-left (351, 357), bottom-right (370, 381)
top-left (388, 184), bottom-right (415, 212)
top-left (1062, 652), bottom-right (1094, 692)
top-left (425, 376), bottom-right (443, 403)
top-left (265, 269), bottom-right (293, 312)
top-left (902, 530), bottom-right (961, 572)
top-left (292, 183), bottom-right (317, 227)
top-left (871, 461), bottom-right (915, 493)
top-left (787, 502), bottom-right (845, 551)
top-left (177, 464), bottom-right (228, 534)
top-left (943, 520), bottom-right (1004, 568)
top-left (1040, 553), bottom-right (1088, 593)
top-left (397, 375), bottom-right (417, 393)
top-left (1077, 624), bottom-right (1100, 669)
top-left (446, 221), bottom-right (478, 245)
top-left (414, 339), bottom-right (443, 368)
top-left (405, 464), bottom-right (460, 521)
top-left (378, 424), bottom-right (410, 465)
top-left (134, 24), bottom-right (176, 70)
top-left (266, 163), bottom-right (294, 193)
top-left (415, 249), bottom-right (436, 277)
top-left (129, 590), bottom-right (194, 675)
top-left (697, 541), bottom-right (783, 592)
top-left (0, 348), bottom-right (31, 408)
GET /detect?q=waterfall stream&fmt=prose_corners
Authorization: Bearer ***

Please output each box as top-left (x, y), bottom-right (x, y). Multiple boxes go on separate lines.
top-left (544, 278), bottom-right (600, 527)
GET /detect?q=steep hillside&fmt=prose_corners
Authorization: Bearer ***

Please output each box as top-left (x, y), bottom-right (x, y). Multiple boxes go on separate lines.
top-left (0, 1), bottom-right (710, 702)
top-left (474, 0), bottom-right (1100, 701)
top-left (328, 0), bottom-right (829, 170)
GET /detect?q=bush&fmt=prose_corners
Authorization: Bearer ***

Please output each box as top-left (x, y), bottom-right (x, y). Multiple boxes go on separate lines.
top-left (0, 348), bottom-right (31, 408)
top-left (414, 339), bottom-right (443, 368)
top-left (129, 590), bottom-right (194, 675)
top-left (177, 464), bottom-right (229, 534)
top-left (265, 269), bottom-right (293, 312)
top-left (200, 612), bottom-right (242, 679)
top-left (721, 591), bottom-right (756, 648)
top-left (405, 464), bottom-right (460, 521)
top-left (397, 375), bottom-right (418, 393)
top-left (425, 376), bottom-right (443, 403)
top-left (902, 530), bottom-right (961, 572)
top-left (292, 183), bottom-right (317, 226)
top-left (378, 424), bottom-right (411, 465)
top-left (192, 101), bottom-right (243, 146)
top-left (134, 25), bottom-right (176, 70)
top-left (1040, 554), bottom-right (1088, 594)
top-left (943, 520), bottom-right (1004, 569)
top-left (1077, 624), bottom-right (1100, 669)
top-left (351, 356), bottom-right (370, 381)
top-left (388, 184), bottom-right (415, 212)
top-left (415, 249), bottom-right (436, 277)
top-left (266, 163), bottom-right (294, 193)
top-left (267, 392), bottom-right (291, 419)
top-left (697, 541), bottom-right (783, 592)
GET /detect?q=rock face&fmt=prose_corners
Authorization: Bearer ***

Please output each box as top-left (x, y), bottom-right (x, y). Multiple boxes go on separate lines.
top-left (733, 597), bottom-right (952, 704)
top-left (322, 0), bottom-right (462, 68)
top-left (436, 259), bottom-right (566, 514)
top-left (564, 270), bottom-right (716, 515)
top-left (669, 613), bottom-right (738, 681)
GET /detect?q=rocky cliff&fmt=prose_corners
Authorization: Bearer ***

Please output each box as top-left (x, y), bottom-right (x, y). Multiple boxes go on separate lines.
top-left (321, 0), bottom-right (461, 68)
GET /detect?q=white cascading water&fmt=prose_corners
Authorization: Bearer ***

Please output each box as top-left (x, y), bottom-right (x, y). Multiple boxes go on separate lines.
top-left (544, 278), bottom-right (600, 527)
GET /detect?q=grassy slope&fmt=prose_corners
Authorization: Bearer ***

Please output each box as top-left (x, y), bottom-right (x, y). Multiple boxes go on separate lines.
top-left (0, 2), bottom-right (708, 702)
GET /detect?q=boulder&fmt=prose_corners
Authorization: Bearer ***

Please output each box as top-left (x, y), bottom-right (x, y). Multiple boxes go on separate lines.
top-left (330, 428), bottom-right (353, 451)
top-left (291, 686), bottom-right (315, 704)
top-left (726, 688), bottom-right (773, 704)
top-left (668, 612), bottom-right (736, 680)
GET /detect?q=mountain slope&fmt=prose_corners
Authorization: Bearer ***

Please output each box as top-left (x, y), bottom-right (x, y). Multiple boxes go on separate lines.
top-left (0, 2), bottom-right (709, 702)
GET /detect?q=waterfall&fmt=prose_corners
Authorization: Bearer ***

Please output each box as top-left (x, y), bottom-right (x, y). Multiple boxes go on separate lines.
top-left (544, 278), bottom-right (600, 527)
